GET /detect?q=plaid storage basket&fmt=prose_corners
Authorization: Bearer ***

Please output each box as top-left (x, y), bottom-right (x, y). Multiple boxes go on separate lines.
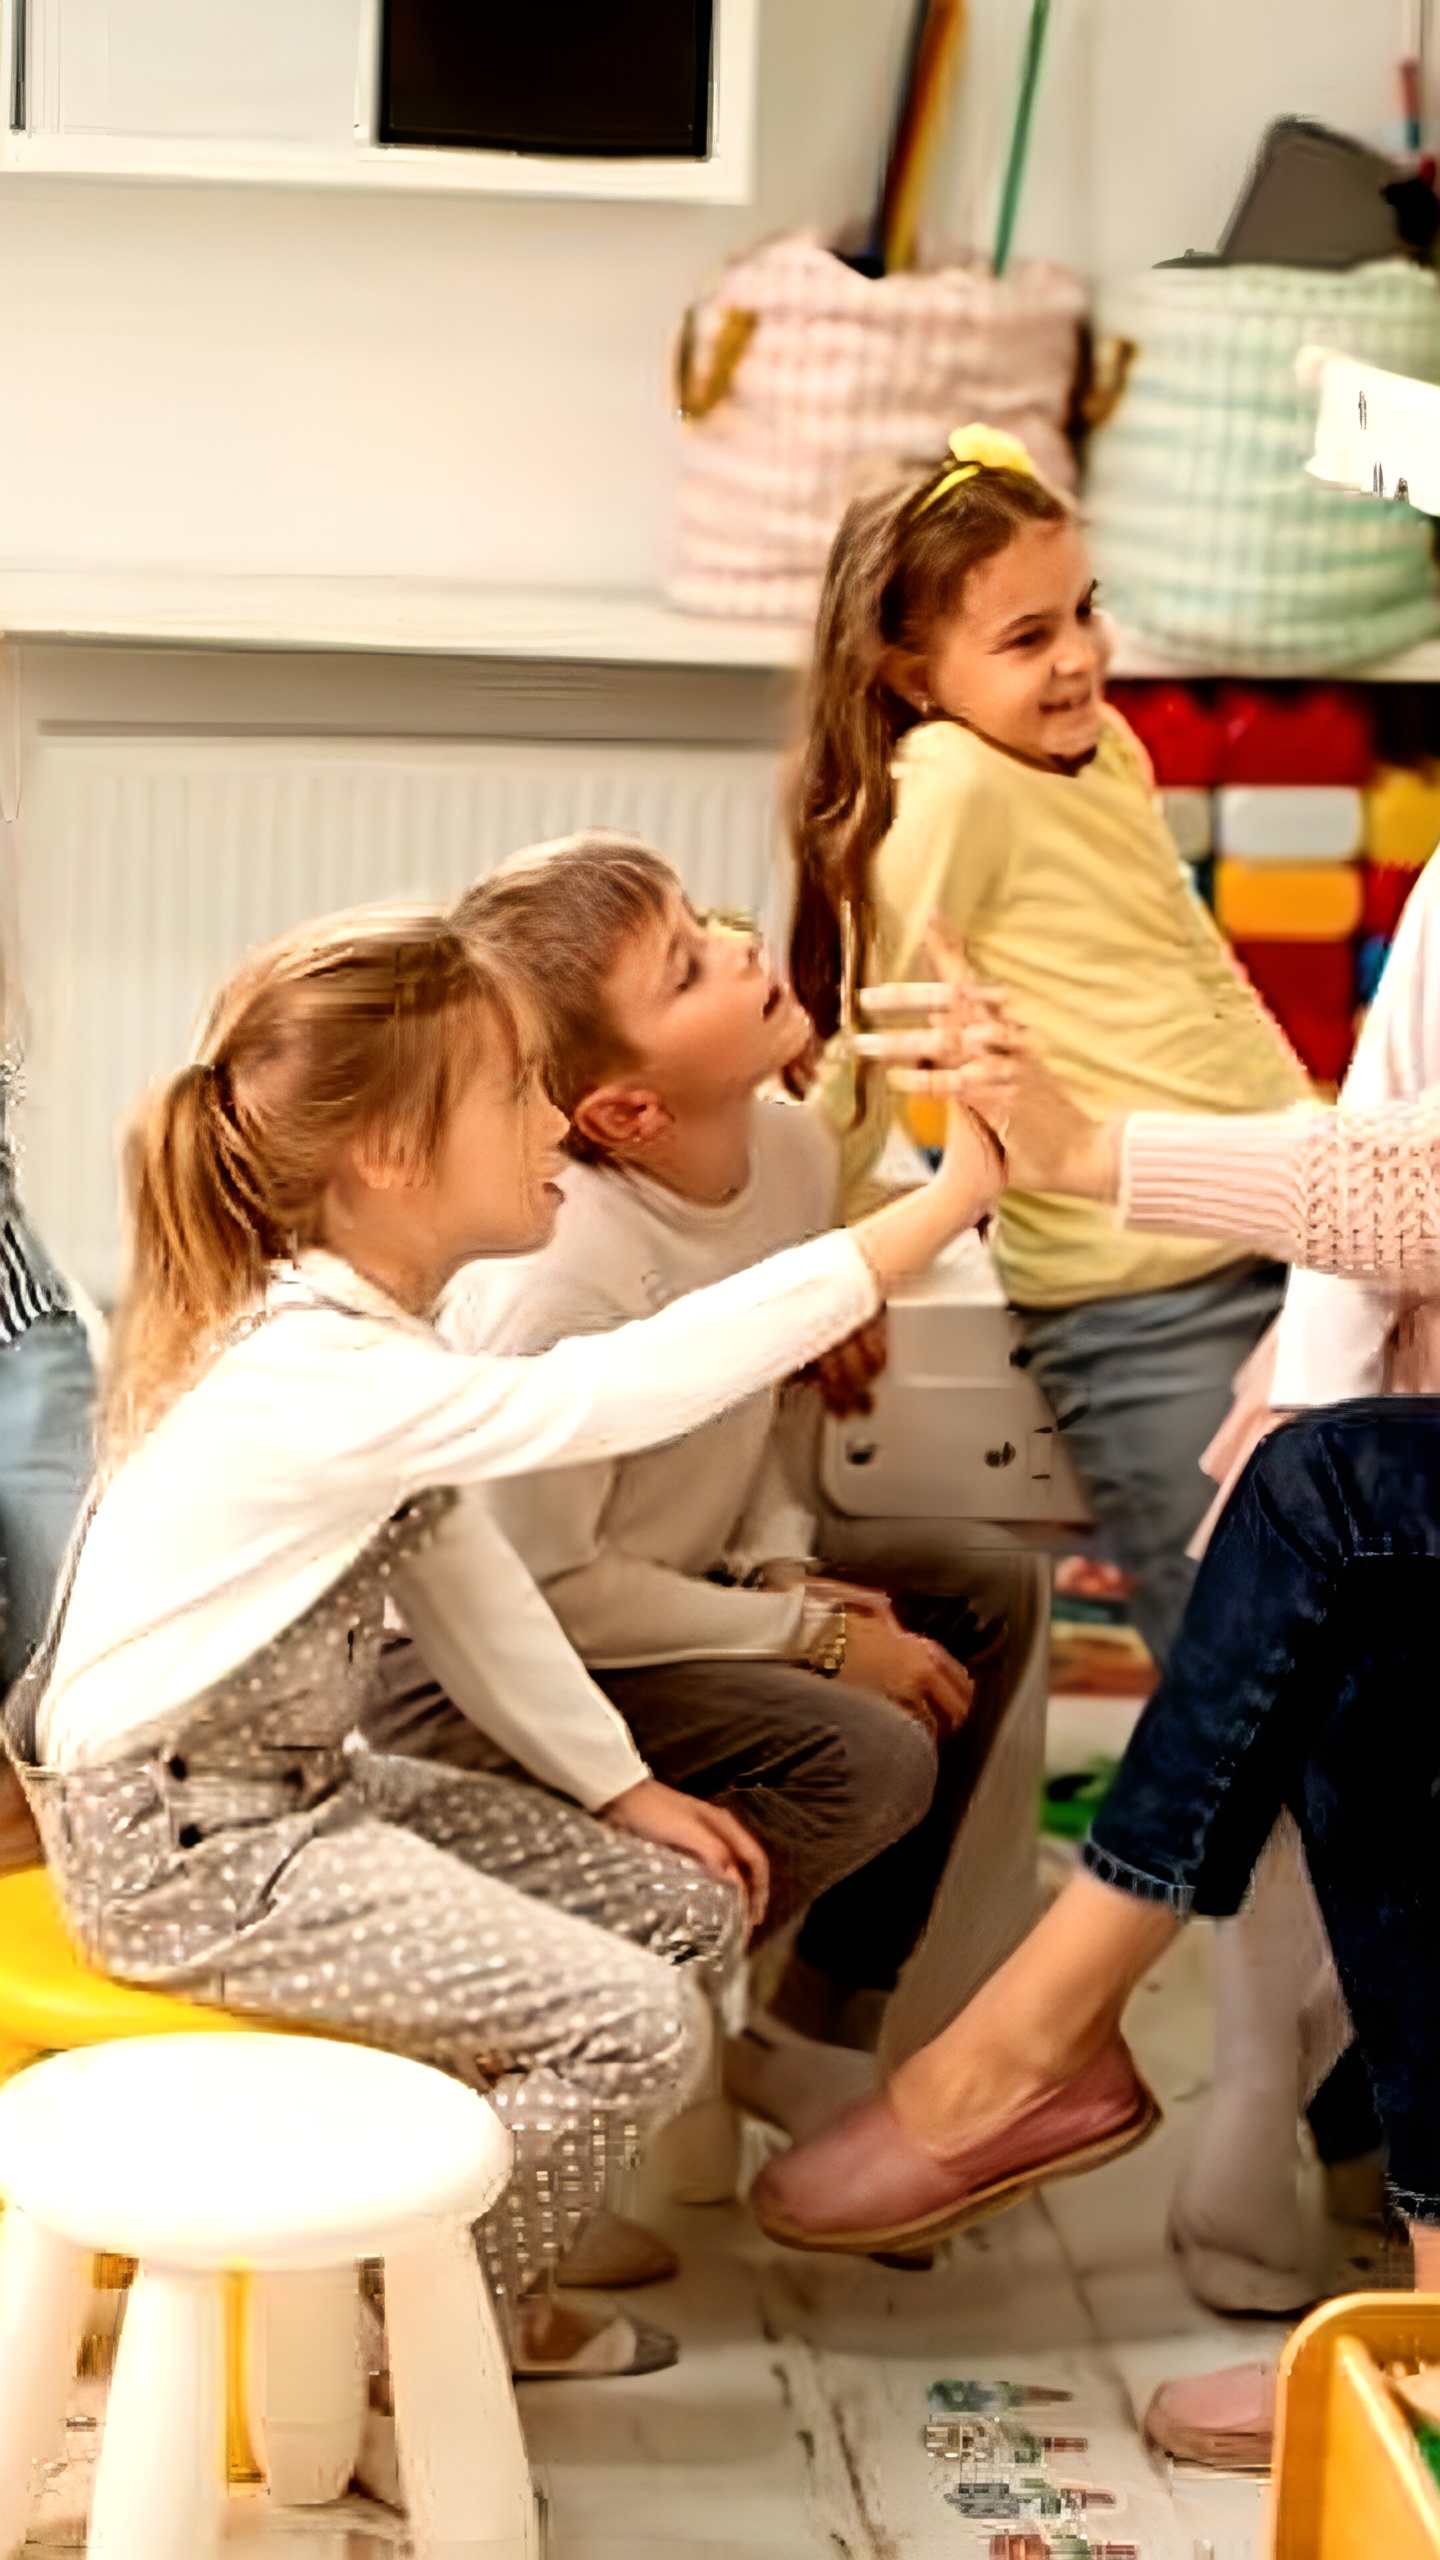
top-left (1085, 259), bottom-right (1440, 672)
top-left (669, 232), bottom-right (1085, 623)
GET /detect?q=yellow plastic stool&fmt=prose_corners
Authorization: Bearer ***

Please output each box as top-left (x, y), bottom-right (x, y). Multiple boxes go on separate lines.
top-left (0, 1863), bottom-right (272, 2481)
top-left (0, 1866), bottom-right (250, 2066)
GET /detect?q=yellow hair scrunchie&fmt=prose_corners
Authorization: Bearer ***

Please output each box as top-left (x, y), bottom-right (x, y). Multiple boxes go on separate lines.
top-left (914, 423), bottom-right (1039, 515)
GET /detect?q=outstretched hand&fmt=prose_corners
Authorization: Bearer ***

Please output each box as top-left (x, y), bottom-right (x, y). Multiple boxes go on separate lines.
top-left (951, 1020), bottom-right (1120, 1198)
top-left (853, 915), bottom-right (1120, 1199)
top-left (851, 916), bottom-right (1009, 1098)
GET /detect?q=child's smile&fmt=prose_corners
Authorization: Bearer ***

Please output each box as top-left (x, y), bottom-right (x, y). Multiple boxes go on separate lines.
top-left (918, 519), bottom-right (1105, 771)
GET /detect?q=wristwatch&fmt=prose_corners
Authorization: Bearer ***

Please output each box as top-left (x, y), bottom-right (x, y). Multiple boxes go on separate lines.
top-left (800, 1600), bottom-right (849, 1679)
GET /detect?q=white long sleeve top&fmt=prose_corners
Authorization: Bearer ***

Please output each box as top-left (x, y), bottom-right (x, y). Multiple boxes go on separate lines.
top-left (1268, 853), bottom-right (1440, 1406)
top-left (38, 1232), bottom-right (878, 1789)
top-left (442, 1101), bottom-right (839, 1667)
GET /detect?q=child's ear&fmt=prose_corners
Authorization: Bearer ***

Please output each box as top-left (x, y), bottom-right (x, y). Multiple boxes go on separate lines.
top-left (347, 1129), bottom-right (421, 1195)
top-left (571, 1084), bottom-right (672, 1157)
top-left (878, 645), bottom-right (932, 714)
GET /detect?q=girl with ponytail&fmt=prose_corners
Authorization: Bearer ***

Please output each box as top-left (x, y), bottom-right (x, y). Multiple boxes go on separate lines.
top-left (790, 425), bottom-right (1311, 1672)
top-left (3, 899), bottom-right (1002, 2378)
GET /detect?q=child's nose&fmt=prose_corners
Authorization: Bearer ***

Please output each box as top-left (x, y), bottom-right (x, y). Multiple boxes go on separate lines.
top-left (1055, 623), bottom-right (1101, 676)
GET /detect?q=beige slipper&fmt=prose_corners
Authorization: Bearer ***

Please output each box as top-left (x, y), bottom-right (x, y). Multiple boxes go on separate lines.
top-left (512, 2291), bottom-right (678, 2381)
top-left (553, 2208), bottom-right (679, 2290)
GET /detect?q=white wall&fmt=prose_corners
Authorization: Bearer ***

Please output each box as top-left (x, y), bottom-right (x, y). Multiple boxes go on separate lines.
top-left (0, 0), bottom-right (1409, 595)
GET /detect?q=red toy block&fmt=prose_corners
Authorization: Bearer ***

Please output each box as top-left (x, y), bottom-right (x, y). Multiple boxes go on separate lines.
top-left (1362, 861), bottom-right (1422, 943)
top-left (1231, 936), bottom-right (1356, 1082)
top-left (1216, 684), bottom-right (1375, 786)
top-left (1106, 682), bottom-right (1221, 787)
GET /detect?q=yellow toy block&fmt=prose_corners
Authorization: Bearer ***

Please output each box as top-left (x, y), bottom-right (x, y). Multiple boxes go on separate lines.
top-left (1215, 859), bottom-right (1362, 943)
top-left (1367, 765), bottom-right (1440, 870)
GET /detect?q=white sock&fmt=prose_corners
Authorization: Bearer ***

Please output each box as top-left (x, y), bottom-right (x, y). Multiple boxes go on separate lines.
top-left (724, 2011), bottom-right (878, 2144)
top-left (1171, 1818), bottom-right (1328, 2275)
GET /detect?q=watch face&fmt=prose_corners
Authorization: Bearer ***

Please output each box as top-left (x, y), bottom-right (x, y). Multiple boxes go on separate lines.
top-left (381, 1), bottom-right (715, 160)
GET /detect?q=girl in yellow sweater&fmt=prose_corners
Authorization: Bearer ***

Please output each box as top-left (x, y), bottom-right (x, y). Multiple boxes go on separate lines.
top-left (789, 427), bottom-right (1311, 1663)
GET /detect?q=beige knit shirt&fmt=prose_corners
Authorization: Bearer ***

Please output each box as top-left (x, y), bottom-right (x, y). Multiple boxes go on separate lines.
top-left (1123, 1093), bottom-right (1440, 1283)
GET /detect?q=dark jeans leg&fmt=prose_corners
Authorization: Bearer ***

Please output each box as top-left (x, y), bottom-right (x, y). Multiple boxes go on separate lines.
top-left (1086, 1398), bottom-right (1440, 2215)
top-left (796, 1592), bottom-right (1001, 1994)
top-left (1308, 2043), bottom-right (1383, 2168)
top-left (597, 1658), bottom-right (939, 1941)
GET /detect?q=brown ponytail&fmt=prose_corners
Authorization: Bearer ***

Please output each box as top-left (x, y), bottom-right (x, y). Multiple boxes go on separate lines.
top-left (105, 907), bottom-right (527, 1462)
top-left (788, 458), bottom-right (1069, 1054)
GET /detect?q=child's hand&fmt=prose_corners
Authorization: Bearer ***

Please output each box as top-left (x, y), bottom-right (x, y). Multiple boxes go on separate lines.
top-left (602, 1777), bottom-right (770, 1931)
top-left (838, 1602), bottom-right (974, 1739)
top-left (801, 1312), bottom-right (889, 1416)
top-left (954, 1020), bottom-right (1120, 1199)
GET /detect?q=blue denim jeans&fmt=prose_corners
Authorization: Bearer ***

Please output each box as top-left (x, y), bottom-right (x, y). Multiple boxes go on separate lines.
top-left (1015, 1260), bottom-right (1287, 1667)
top-left (0, 1313), bottom-right (95, 1688)
top-left (1086, 1398), bottom-right (1440, 2218)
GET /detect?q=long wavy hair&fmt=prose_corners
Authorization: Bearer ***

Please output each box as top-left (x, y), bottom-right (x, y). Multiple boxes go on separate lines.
top-left (105, 905), bottom-right (525, 1462)
top-left (788, 459), bottom-right (1068, 1051)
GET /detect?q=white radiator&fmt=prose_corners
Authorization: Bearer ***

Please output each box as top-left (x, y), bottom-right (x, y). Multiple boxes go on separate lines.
top-left (14, 732), bottom-right (782, 1300)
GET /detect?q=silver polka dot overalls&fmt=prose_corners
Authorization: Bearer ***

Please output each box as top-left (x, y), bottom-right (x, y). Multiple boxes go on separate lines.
top-left (5, 1486), bottom-right (743, 2306)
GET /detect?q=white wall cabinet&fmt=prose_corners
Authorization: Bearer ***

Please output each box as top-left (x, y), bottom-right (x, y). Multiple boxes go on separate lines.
top-left (5, 0), bottom-right (758, 200)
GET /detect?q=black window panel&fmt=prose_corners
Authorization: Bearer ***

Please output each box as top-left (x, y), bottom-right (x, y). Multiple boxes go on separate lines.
top-left (381, 2), bottom-right (714, 160)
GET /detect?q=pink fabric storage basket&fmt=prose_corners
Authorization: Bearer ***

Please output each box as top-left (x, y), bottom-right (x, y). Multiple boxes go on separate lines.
top-left (669, 232), bottom-right (1085, 623)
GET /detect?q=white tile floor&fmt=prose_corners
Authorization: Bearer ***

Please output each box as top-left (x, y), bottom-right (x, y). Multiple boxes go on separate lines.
top-left (517, 1916), bottom-right (1282, 2560)
top-left (26, 1695), bottom-right (1309, 2560)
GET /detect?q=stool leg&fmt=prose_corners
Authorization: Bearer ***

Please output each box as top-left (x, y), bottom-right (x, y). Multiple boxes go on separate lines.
top-left (0, 2205), bottom-right (85, 2559)
top-left (384, 2219), bottom-right (535, 2560)
top-left (245, 2266), bottom-right (365, 2505)
top-left (89, 2267), bottom-right (224, 2560)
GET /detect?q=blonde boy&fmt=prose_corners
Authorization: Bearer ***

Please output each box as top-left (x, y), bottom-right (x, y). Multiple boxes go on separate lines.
top-left (437, 834), bottom-right (1003, 2050)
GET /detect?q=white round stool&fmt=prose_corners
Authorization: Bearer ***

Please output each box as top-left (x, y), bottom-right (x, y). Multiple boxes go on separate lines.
top-left (0, 2032), bottom-right (536, 2560)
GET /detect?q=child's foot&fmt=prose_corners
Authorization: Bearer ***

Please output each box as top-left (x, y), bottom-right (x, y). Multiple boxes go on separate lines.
top-left (553, 2208), bottom-right (679, 2289)
top-left (648, 2094), bottom-right (742, 2205)
top-left (724, 2012), bottom-right (878, 2143)
top-left (512, 2290), bottom-right (678, 2380)
top-left (751, 2040), bottom-right (1158, 2258)
top-left (1166, 2218), bottom-right (1319, 2317)
top-left (1143, 2364), bottom-right (1276, 2471)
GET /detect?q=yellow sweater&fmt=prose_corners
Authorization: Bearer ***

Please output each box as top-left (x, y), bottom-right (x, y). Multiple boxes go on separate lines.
top-left (850, 709), bottom-right (1312, 1310)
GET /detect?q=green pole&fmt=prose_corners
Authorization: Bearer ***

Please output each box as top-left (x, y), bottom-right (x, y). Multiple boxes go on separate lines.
top-left (992, 0), bottom-right (1052, 277)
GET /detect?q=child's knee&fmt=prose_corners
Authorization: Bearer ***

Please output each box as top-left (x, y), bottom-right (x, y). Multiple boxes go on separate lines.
top-left (607, 1957), bottom-right (713, 2116)
top-left (832, 1689), bottom-right (938, 1850)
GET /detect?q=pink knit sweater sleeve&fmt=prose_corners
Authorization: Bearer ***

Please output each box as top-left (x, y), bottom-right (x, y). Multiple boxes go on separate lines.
top-left (1121, 1091), bottom-right (1440, 1281)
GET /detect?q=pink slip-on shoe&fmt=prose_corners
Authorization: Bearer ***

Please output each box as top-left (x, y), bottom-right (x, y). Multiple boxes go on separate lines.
top-left (1143, 2363), bottom-right (1276, 2471)
top-left (750, 2039), bottom-right (1159, 2259)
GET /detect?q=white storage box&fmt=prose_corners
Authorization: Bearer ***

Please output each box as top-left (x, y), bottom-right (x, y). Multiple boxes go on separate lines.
top-left (817, 1259), bottom-right (1091, 1526)
top-left (1215, 784), bottom-right (1364, 860)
